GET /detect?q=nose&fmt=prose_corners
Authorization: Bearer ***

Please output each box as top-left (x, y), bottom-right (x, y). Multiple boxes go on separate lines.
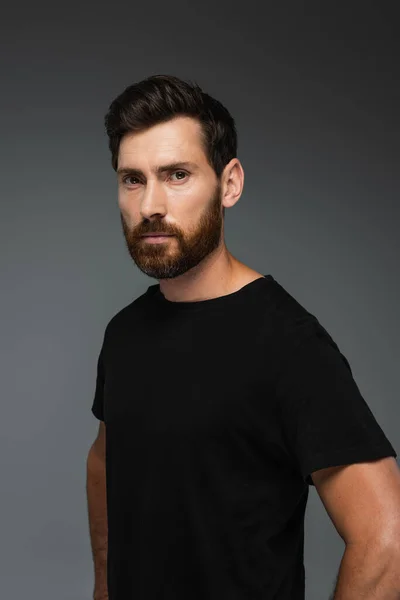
top-left (140, 180), bottom-right (167, 220)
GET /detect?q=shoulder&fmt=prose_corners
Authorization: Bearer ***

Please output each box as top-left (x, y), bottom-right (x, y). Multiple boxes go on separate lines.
top-left (261, 275), bottom-right (320, 340)
top-left (262, 276), bottom-right (343, 371)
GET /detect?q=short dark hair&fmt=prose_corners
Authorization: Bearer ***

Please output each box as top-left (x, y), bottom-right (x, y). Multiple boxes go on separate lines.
top-left (104, 74), bottom-right (237, 178)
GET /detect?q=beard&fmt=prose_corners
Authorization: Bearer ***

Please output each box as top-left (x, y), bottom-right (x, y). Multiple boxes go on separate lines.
top-left (120, 180), bottom-right (224, 280)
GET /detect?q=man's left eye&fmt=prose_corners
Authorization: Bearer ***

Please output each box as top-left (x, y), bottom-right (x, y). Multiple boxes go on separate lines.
top-left (170, 171), bottom-right (188, 181)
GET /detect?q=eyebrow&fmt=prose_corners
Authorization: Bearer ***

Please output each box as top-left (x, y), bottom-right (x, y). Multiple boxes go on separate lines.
top-left (117, 161), bottom-right (199, 178)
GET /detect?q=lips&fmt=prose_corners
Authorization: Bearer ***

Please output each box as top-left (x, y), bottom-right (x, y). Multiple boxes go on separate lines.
top-left (142, 234), bottom-right (172, 237)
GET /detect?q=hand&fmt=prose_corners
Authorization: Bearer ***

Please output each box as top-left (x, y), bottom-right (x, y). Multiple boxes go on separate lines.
top-left (93, 591), bottom-right (108, 600)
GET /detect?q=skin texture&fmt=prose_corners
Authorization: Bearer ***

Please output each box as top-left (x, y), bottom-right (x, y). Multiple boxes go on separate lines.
top-left (312, 457), bottom-right (400, 598)
top-left (311, 457), bottom-right (400, 547)
top-left (87, 423), bottom-right (108, 600)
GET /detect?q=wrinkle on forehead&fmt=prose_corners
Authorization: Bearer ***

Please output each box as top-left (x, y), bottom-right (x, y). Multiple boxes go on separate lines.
top-left (118, 117), bottom-right (205, 166)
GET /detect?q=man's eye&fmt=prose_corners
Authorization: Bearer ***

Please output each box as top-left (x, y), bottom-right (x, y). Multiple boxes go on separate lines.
top-left (170, 171), bottom-right (188, 182)
top-left (123, 176), bottom-right (140, 185)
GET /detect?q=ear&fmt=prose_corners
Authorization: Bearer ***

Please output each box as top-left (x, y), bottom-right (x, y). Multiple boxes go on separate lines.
top-left (221, 158), bottom-right (244, 209)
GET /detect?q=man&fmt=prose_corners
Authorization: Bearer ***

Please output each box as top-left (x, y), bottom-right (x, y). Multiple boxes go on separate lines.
top-left (86, 74), bottom-right (400, 600)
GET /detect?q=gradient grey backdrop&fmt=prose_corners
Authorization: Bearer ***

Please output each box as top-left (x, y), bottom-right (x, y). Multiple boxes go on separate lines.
top-left (1, 3), bottom-right (398, 599)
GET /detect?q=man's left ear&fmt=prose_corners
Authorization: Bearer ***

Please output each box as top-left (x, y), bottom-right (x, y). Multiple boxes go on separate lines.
top-left (222, 158), bottom-right (244, 209)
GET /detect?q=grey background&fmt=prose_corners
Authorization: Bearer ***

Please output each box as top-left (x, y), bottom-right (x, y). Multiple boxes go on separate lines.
top-left (1, 2), bottom-right (398, 599)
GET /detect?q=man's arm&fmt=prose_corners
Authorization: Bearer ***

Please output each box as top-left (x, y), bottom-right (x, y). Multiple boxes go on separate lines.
top-left (312, 456), bottom-right (400, 599)
top-left (86, 422), bottom-right (108, 600)
top-left (329, 540), bottom-right (400, 599)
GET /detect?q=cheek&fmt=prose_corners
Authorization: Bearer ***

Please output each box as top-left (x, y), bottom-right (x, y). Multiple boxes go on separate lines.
top-left (118, 180), bottom-right (213, 226)
top-left (166, 180), bottom-right (211, 214)
top-left (168, 201), bottom-right (205, 231)
top-left (118, 192), bottom-right (140, 218)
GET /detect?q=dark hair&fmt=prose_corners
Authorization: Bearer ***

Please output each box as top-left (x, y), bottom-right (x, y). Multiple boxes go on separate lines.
top-left (104, 74), bottom-right (237, 178)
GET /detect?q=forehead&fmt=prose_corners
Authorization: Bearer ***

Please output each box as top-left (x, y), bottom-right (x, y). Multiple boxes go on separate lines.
top-left (118, 116), bottom-right (207, 168)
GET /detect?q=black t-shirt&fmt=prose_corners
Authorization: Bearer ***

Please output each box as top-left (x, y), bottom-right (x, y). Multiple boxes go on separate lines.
top-left (91, 274), bottom-right (397, 600)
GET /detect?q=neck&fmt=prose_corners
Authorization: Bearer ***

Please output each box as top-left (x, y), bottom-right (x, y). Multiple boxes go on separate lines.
top-left (159, 246), bottom-right (261, 303)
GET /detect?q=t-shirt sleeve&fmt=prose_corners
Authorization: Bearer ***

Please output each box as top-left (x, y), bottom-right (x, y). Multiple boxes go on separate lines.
top-left (91, 343), bottom-right (105, 421)
top-left (274, 325), bottom-right (397, 486)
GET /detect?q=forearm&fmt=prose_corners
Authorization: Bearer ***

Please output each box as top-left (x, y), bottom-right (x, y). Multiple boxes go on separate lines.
top-left (86, 446), bottom-right (108, 599)
top-left (331, 540), bottom-right (400, 599)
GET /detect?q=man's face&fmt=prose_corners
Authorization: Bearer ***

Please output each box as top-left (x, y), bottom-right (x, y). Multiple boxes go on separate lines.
top-left (117, 116), bottom-right (224, 280)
